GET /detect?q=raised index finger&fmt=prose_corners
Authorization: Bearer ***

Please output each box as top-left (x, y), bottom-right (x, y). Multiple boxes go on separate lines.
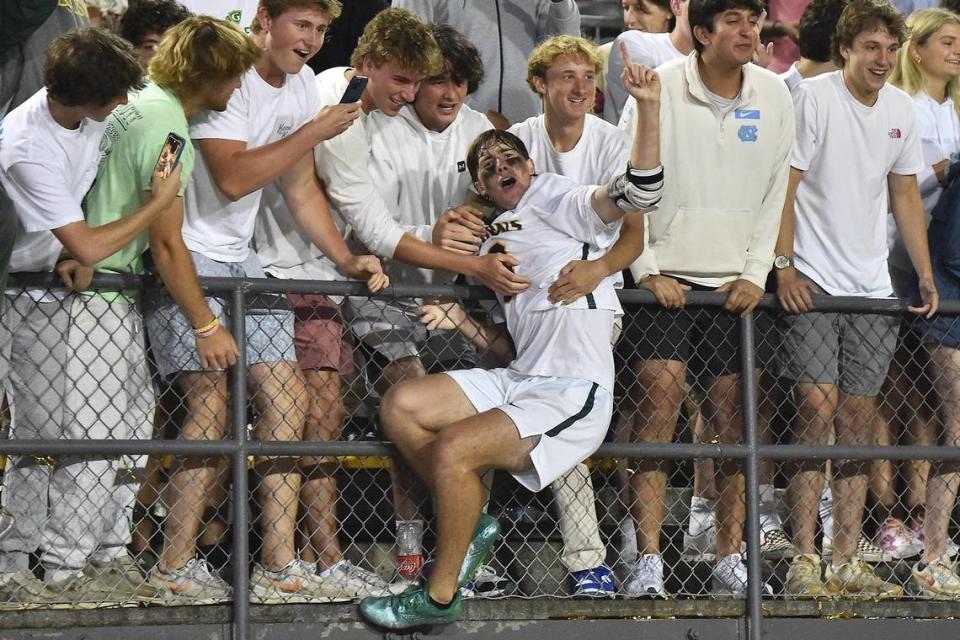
top-left (619, 40), bottom-right (633, 67)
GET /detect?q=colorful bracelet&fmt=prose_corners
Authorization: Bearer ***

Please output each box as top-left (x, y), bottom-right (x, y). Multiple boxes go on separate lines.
top-left (193, 317), bottom-right (219, 336)
top-left (195, 323), bottom-right (221, 339)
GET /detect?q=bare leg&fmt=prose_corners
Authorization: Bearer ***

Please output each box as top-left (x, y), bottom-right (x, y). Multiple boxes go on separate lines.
top-left (427, 412), bottom-right (534, 603)
top-left (381, 373), bottom-right (534, 604)
top-left (198, 457), bottom-right (230, 547)
top-left (626, 359), bottom-right (685, 555)
top-left (692, 414), bottom-right (718, 500)
top-left (787, 383), bottom-right (837, 554)
top-left (902, 351), bottom-right (936, 522)
top-left (249, 361), bottom-right (307, 571)
top-left (831, 393), bottom-right (876, 565)
top-left (704, 373), bottom-right (744, 557)
top-left (378, 358), bottom-right (430, 524)
top-left (870, 403), bottom-right (898, 524)
top-left (159, 372), bottom-right (228, 572)
top-left (922, 346), bottom-right (960, 563)
top-left (298, 369), bottom-right (346, 568)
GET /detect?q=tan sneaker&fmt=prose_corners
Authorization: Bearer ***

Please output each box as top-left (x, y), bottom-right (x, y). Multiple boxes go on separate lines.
top-left (785, 553), bottom-right (827, 599)
top-left (84, 554), bottom-right (165, 604)
top-left (0, 571), bottom-right (56, 610)
top-left (825, 558), bottom-right (902, 599)
top-left (44, 573), bottom-right (115, 609)
top-left (912, 559), bottom-right (960, 600)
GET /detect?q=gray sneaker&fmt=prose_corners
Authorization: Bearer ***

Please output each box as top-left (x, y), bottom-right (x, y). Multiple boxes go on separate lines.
top-left (0, 571), bottom-right (56, 610)
top-left (250, 559), bottom-right (354, 604)
top-left (318, 560), bottom-right (407, 598)
top-left (147, 557), bottom-right (232, 605)
top-left (85, 554), bottom-right (165, 604)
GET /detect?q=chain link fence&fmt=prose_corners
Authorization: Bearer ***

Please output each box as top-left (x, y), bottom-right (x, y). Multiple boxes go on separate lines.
top-left (3, 273), bottom-right (960, 638)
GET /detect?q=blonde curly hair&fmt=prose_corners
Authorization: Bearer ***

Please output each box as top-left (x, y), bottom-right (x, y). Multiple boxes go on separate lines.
top-left (526, 35), bottom-right (602, 93)
top-left (350, 7), bottom-right (441, 77)
top-left (149, 16), bottom-right (260, 98)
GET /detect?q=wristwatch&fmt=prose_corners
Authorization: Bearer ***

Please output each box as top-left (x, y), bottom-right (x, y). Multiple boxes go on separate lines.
top-left (773, 255), bottom-right (794, 270)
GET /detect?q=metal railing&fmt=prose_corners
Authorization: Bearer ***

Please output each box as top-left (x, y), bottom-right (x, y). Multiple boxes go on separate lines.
top-left (3, 272), bottom-right (960, 640)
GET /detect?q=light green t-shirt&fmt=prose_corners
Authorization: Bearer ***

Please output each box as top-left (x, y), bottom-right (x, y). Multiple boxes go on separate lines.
top-left (84, 81), bottom-right (196, 276)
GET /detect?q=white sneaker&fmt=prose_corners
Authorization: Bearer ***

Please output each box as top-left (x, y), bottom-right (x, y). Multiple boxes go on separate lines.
top-left (461, 563), bottom-right (512, 598)
top-left (318, 560), bottom-right (407, 598)
top-left (622, 553), bottom-right (665, 597)
top-left (250, 559), bottom-right (353, 604)
top-left (711, 553), bottom-right (773, 598)
top-left (913, 558), bottom-right (960, 600)
top-left (874, 518), bottom-right (923, 559)
top-left (147, 558), bottom-right (231, 605)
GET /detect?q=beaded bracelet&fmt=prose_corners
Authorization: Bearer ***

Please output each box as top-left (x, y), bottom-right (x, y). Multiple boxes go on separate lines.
top-left (193, 317), bottom-right (220, 337)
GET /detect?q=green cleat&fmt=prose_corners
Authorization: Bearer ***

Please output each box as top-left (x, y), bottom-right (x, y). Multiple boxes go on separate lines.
top-left (358, 585), bottom-right (462, 630)
top-left (457, 513), bottom-right (501, 588)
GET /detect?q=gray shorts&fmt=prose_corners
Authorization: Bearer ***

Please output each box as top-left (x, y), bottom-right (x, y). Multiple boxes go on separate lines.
top-left (775, 275), bottom-right (898, 396)
top-left (144, 251), bottom-right (295, 378)
top-left (346, 296), bottom-right (476, 370)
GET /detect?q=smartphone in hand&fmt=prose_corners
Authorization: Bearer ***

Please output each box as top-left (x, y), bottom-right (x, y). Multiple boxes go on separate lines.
top-left (153, 132), bottom-right (186, 182)
top-left (340, 75), bottom-right (368, 104)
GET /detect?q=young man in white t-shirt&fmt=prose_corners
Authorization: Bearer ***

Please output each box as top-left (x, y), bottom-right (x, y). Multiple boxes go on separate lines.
top-left (359, 58), bottom-right (664, 629)
top-left (146, 0), bottom-right (388, 605)
top-left (0, 28), bottom-right (180, 607)
top-left (619, 0), bottom-right (794, 598)
top-left (605, 0), bottom-right (693, 123)
top-left (774, 0), bottom-right (937, 599)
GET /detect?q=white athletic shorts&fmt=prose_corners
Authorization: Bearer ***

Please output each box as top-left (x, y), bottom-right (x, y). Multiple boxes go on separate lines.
top-left (444, 368), bottom-right (613, 492)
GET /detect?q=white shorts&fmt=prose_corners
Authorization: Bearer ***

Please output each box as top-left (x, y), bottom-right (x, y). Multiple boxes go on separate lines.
top-left (444, 368), bottom-right (613, 492)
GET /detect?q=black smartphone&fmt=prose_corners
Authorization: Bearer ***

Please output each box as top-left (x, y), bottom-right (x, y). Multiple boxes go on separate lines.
top-left (153, 132), bottom-right (186, 181)
top-left (340, 75), bottom-right (368, 104)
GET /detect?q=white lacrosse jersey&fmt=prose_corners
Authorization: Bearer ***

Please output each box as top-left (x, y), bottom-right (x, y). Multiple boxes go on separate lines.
top-left (479, 172), bottom-right (622, 390)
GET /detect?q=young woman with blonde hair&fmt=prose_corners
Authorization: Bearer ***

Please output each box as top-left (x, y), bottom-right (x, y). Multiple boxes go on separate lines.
top-left (890, 7), bottom-right (960, 599)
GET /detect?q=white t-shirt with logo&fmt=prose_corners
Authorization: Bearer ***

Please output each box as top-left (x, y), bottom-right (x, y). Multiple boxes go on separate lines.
top-left (183, 65), bottom-right (319, 262)
top-left (791, 71), bottom-right (924, 296)
top-left (366, 103), bottom-right (493, 285)
top-left (604, 31), bottom-right (682, 124)
top-left (178, 0), bottom-right (259, 32)
top-left (509, 113), bottom-right (629, 185)
top-left (0, 88), bottom-right (104, 274)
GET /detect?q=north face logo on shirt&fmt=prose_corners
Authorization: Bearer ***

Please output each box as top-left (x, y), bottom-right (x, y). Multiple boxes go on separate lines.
top-left (889, 128), bottom-right (902, 139)
top-left (457, 160), bottom-right (466, 173)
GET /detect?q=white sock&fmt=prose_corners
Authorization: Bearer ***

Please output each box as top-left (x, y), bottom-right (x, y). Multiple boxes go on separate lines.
top-left (45, 568), bottom-right (82, 584)
top-left (620, 513), bottom-right (638, 563)
top-left (688, 495), bottom-right (715, 536)
top-left (759, 484), bottom-right (782, 533)
top-left (820, 488), bottom-right (834, 540)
